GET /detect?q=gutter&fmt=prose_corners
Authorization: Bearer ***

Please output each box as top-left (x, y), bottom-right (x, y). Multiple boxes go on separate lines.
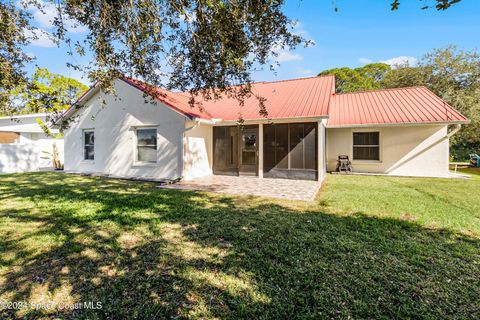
top-left (184, 117), bottom-right (218, 133)
top-left (326, 120), bottom-right (469, 129)
top-left (447, 123), bottom-right (462, 138)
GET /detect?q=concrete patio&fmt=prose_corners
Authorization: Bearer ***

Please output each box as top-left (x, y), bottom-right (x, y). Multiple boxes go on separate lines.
top-left (158, 175), bottom-right (321, 201)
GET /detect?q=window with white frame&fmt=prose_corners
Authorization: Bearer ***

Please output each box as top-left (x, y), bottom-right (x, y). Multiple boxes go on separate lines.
top-left (353, 132), bottom-right (380, 161)
top-left (83, 130), bottom-right (95, 160)
top-left (136, 128), bottom-right (157, 163)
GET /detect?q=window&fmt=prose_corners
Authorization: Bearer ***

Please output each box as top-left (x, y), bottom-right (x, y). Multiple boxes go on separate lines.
top-left (353, 132), bottom-right (380, 161)
top-left (83, 130), bottom-right (94, 160)
top-left (136, 128), bottom-right (157, 163)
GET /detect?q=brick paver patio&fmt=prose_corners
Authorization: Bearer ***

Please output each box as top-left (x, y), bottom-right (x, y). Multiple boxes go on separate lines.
top-left (159, 175), bottom-right (321, 201)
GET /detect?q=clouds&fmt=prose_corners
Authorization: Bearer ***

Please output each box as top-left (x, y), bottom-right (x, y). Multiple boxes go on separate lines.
top-left (381, 56), bottom-right (418, 67)
top-left (296, 67), bottom-right (314, 76)
top-left (23, 29), bottom-right (55, 48)
top-left (267, 21), bottom-right (316, 64)
top-left (358, 58), bottom-right (373, 65)
top-left (358, 56), bottom-right (418, 67)
top-left (31, 1), bottom-right (86, 33)
top-left (291, 21), bottom-right (315, 44)
top-left (22, 0), bottom-right (87, 47)
top-left (272, 45), bottom-right (303, 63)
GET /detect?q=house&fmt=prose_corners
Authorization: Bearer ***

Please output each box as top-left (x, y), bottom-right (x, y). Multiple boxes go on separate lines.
top-left (58, 76), bottom-right (468, 182)
top-left (0, 113), bottom-right (64, 173)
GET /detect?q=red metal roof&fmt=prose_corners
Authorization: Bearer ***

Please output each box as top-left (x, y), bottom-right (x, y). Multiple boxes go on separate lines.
top-left (72, 76), bottom-right (468, 126)
top-left (327, 86), bottom-right (469, 127)
top-left (196, 76), bottom-right (335, 120)
top-left (123, 76), bottom-right (335, 121)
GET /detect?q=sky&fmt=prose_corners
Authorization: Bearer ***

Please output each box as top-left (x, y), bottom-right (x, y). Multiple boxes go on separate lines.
top-left (24, 0), bottom-right (480, 86)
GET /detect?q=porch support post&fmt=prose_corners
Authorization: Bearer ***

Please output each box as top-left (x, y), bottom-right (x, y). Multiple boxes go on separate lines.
top-left (317, 120), bottom-right (323, 182)
top-left (258, 123), bottom-right (264, 178)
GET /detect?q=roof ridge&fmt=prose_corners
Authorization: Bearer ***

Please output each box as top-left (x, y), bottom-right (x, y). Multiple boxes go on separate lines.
top-left (248, 74), bottom-right (334, 85)
top-left (175, 75), bottom-right (335, 94)
top-left (335, 86), bottom-right (428, 96)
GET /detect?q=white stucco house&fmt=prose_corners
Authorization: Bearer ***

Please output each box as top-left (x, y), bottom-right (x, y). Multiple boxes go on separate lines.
top-left (57, 76), bottom-right (468, 182)
top-left (0, 113), bottom-right (64, 173)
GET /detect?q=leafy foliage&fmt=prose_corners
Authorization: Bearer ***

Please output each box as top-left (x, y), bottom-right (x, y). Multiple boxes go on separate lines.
top-left (356, 63), bottom-right (391, 83)
top-left (23, 68), bottom-right (88, 114)
top-left (391, 0), bottom-right (462, 11)
top-left (0, 1), bottom-right (33, 114)
top-left (2, 0), bottom-right (463, 119)
top-left (318, 63), bottom-right (391, 93)
top-left (38, 0), bottom-right (304, 105)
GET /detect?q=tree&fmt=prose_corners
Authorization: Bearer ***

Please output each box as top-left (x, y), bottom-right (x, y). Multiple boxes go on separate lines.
top-left (19, 0), bottom-right (305, 112)
top-left (318, 63), bottom-right (391, 93)
top-left (1, 0), bottom-right (463, 119)
top-left (0, 2), bottom-right (33, 114)
top-left (318, 67), bottom-right (376, 93)
top-left (356, 63), bottom-right (391, 83)
top-left (22, 68), bottom-right (88, 114)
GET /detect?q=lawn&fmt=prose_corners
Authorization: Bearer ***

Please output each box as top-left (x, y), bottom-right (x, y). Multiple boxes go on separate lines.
top-left (0, 171), bottom-right (479, 319)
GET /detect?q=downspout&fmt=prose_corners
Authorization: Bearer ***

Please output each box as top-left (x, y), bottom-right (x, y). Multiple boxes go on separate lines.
top-left (447, 124), bottom-right (462, 138)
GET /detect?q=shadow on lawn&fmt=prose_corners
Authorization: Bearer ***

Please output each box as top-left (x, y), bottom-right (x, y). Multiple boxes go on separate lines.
top-left (0, 172), bottom-right (479, 319)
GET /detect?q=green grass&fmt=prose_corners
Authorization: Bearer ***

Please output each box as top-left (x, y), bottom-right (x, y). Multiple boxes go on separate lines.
top-left (0, 171), bottom-right (479, 319)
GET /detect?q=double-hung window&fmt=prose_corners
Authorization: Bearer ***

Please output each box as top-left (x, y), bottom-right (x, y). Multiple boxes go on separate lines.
top-left (353, 132), bottom-right (380, 161)
top-left (83, 130), bottom-right (95, 160)
top-left (136, 128), bottom-right (157, 163)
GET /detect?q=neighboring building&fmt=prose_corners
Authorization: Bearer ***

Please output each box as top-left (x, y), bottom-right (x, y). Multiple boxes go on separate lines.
top-left (58, 76), bottom-right (468, 182)
top-left (0, 113), bottom-right (64, 173)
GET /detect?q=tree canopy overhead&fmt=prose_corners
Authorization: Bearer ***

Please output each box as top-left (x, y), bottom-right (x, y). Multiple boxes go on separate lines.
top-left (0, 0), bottom-right (464, 114)
top-left (390, 0), bottom-right (462, 11)
top-left (22, 0), bottom-right (304, 100)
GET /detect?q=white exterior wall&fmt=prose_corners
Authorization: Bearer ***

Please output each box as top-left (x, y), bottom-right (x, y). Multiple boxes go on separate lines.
top-left (183, 122), bottom-right (213, 180)
top-left (0, 115), bottom-right (64, 173)
top-left (64, 79), bottom-right (186, 180)
top-left (326, 125), bottom-right (450, 178)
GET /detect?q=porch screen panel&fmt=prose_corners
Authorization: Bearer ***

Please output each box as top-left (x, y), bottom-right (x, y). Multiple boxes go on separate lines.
top-left (263, 122), bottom-right (317, 180)
top-left (213, 127), bottom-right (226, 169)
top-left (304, 123), bottom-right (317, 170)
top-left (275, 124), bottom-right (288, 169)
top-left (264, 125), bottom-right (276, 168)
top-left (289, 123), bottom-right (304, 169)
